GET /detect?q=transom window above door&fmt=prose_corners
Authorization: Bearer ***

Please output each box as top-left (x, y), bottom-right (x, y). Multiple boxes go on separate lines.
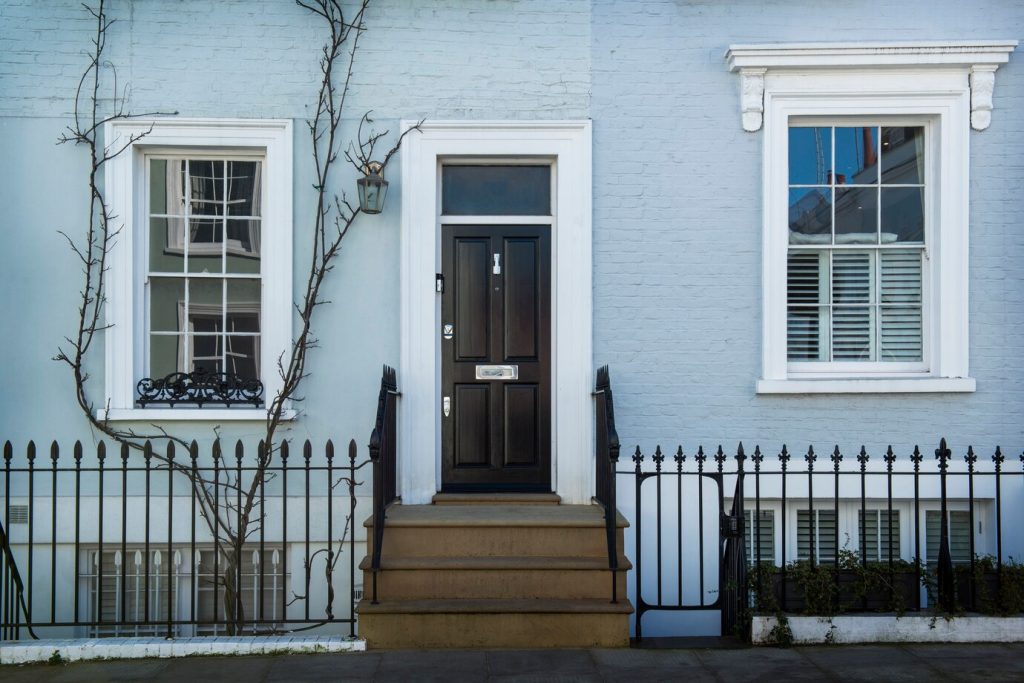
top-left (441, 164), bottom-right (552, 216)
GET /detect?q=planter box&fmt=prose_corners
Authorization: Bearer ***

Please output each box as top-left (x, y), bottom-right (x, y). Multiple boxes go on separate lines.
top-left (759, 568), bottom-right (919, 614)
top-left (752, 614), bottom-right (1024, 645)
top-left (956, 569), bottom-right (1002, 612)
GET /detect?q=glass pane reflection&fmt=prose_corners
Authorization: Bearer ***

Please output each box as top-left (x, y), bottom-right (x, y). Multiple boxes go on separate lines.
top-left (788, 188), bottom-right (831, 244)
top-left (442, 165), bottom-right (551, 215)
top-left (788, 127), bottom-right (831, 185)
top-left (881, 187), bottom-right (924, 243)
top-left (881, 127), bottom-right (925, 184)
top-left (834, 127), bottom-right (878, 185)
top-left (834, 186), bottom-right (877, 244)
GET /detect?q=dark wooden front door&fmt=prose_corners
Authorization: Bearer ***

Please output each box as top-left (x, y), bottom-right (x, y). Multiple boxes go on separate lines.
top-left (441, 225), bottom-right (551, 491)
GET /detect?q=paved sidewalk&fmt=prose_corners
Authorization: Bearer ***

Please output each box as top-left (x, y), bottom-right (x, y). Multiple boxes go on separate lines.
top-left (2, 643), bottom-right (1024, 681)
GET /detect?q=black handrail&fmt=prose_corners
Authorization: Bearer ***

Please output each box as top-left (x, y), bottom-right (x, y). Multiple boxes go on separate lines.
top-left (593, 365), bottom-right (621, 603)
top-left (368, 365), bottom-right (399, 604)
top-left (1, 516), bottom-right (37, 639)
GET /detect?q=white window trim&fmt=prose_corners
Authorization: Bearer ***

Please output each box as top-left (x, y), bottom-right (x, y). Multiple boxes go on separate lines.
top-left (398, 120), bottom-right (593, 505)
top-left (101, 119), bottom-right (293, 422)
top-left (726, 41), bottom-right (1017, 395)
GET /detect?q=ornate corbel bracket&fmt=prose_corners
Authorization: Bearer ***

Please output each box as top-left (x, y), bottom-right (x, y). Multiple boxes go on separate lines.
top-left (739, 68), bottom-right (767, 132)
top-left (970, 65), bottom-right (998, 131)
top-left (726, 41), bottom-right (1017, 133)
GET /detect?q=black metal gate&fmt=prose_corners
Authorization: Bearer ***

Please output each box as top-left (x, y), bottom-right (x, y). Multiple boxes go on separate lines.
top-left (593, 366), bottom-right (748, 641)
top-left (626, 448), bottom-right (747, 640)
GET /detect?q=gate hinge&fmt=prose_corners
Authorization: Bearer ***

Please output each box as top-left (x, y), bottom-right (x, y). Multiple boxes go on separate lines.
top-left (720, 513), bottom-right (742, 539)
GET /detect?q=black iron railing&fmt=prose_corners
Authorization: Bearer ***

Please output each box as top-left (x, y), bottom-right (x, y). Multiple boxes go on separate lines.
top-left (136, 369), bottom-right (264, 408)
top-left (593, 365), bottom-right (621, 604)
top-left (1, 513), bottom-right (34, 640)
top-left (623, 436), bottom-right (1024, 639)
top-left (368, 365), bottom-right (399, 604)
top-left (1, 437), bottom-right (368, 639)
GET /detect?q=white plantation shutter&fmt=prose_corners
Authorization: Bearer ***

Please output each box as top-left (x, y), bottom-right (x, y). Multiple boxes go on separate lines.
top-left (797, 509), bottom-right (837, 563)
top-left (744, 510), bottom-right (776, 564)
top-left (880, 250), bottom-right (923, 361)
top-left (859, 510), bottom-right (901, 561)
top-left (787, 252), bottom-right (824, 360)
top-left (926, 510), bottom-right (972, 565)
top-left (832, 252), bottom-right (873, 360)
top-left (787, 249), bottom-right (924, 363)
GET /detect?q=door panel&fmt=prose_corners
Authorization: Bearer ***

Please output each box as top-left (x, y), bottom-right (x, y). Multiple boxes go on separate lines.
top-left (455, 239), bottom-right (490, 360)
top-left (442, 225), bottom-right (551, 491)
top-left (454, 384), bottom-right (489, 466)
top-left (503, 384), bottom-right (538, 466)
top-left (503, 238), bottom-right (538, 360)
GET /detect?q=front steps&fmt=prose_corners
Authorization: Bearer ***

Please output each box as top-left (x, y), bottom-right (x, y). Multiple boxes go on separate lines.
top-left (357, 497), bottom-right (632, 648)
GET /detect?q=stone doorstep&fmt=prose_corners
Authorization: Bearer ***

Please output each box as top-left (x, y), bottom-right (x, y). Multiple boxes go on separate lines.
top-left (751, 614), bottom-right (1024, 645)
top-left (0, 635), bottom-right (366, 665)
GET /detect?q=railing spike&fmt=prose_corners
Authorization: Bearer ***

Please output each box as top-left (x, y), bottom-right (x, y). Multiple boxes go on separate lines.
top-left (304, 439), bottom-right (313, 463)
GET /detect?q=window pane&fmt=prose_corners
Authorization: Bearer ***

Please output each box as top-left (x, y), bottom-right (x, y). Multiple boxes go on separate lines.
top-left (150, 335), bottom-right (183, 377)
top-left (441, 165), bottom-right (551, 216)
top-left (149, 277), bottom-right (185, 333)
top-left (188, 160), bottom-right (224, 216)
top-left (832, 306), bottom-right (874, 361)
top-left (881, 187), bottom-right (924, 243)
top-left (860, 510), bottom-right (900, 562)
top-left (788, 306), bottom-right (827, 361)
top-left (227, 279), bottom-right (261, 333)
top-left (788, 127), bottom-right (831, 185)
top-left (150, 159), bottom-right (185, 215)
top-left (226, 161), bottom-right (262, 217)
top-left (191, 334), bottom-right (221, 373)
top-left (834, 127), bottom-right (878, 185)
top-left (149, 217), bottom-right (185, 272)
top-left (744, 510), bottom-right (775, 565)
top-left (225, 335), bottom-right (259, 379)
top-left (788, 188), bottom-right (831, 243)
top-left (832, 252), bottom-right (872, 304)
top-left (835, 186), bottom-right (877, 244)
top-left (881, 126), bottom-right (924, 184)
top-left (798, 509), bottom-right (837, 563)
top-left (188, 218), bottom-right (223, 273)
top-left (189, 279), bottom-right (223, 326)
top-left (225, 219), bottom-right (261, 273)
top-left (926, 510), bottom-right (972, 565)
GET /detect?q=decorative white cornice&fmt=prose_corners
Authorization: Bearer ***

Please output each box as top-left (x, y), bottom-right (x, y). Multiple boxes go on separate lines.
top-left (726, 40), bottom-right (1017, 132)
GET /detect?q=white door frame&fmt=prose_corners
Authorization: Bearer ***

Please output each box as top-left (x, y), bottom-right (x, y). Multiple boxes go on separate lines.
top-left (398, 120), bottom-right (593, 504)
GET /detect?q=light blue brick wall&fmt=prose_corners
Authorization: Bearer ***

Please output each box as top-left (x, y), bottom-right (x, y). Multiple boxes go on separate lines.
top-left (0, 0), bottom-right (591, 450)
top-left (0, 0), bottom-right (1021, 460)
top-left (591, 0), bottom-right (1024, 456)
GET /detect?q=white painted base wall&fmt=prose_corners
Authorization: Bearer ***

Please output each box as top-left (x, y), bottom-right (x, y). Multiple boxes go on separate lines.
top-left (751, 615), bottom-right (1024, 645)
top-left (0, 635), bottom-right (365, 665)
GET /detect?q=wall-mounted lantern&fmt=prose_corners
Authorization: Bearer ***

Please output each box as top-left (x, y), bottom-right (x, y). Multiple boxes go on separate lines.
top-left (357, 161), bottom-right (388, 214)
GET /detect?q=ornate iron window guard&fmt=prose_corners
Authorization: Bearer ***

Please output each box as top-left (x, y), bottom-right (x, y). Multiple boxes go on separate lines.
top-left (136, 369), bottom-right (264, 408)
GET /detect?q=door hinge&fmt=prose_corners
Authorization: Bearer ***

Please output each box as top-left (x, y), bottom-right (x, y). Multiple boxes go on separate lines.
top-left (435, 273), bottom-right (445, 293)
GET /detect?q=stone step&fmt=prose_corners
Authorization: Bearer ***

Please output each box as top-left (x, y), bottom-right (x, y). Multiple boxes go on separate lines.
top-left (359, 555), bottom-right (630, 600)
top-left (432, 492), bottom-right (562, 505)
top-left (365, 503), bottom-right (627, 558)
top-left (357, 598), bottom-right (633, 648)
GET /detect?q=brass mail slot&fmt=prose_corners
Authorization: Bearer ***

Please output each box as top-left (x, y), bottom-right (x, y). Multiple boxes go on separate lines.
top-left (475, 364), bottom-right (519, 380)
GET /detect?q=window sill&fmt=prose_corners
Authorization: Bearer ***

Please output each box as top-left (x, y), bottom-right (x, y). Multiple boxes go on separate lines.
top-left (96, 408), bottom-right (297, 422)
top-left (756, 377), bottom-right (976, 395)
